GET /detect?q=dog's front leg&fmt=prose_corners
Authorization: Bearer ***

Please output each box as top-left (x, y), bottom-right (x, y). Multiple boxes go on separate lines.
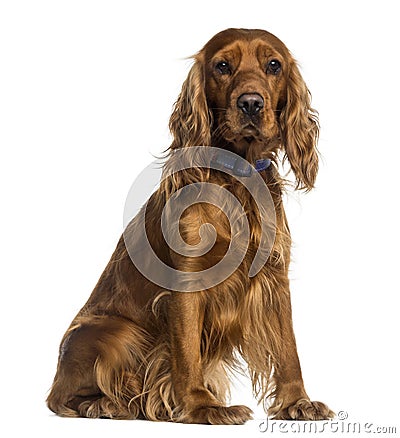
top-left (268, 292), bottom-right (335, 420)
top-left (168, 291), bottom-right (252, 424)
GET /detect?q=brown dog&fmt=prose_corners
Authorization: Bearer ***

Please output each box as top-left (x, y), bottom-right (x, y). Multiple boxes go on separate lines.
top-left (47, 28), bottom-right (334, 424)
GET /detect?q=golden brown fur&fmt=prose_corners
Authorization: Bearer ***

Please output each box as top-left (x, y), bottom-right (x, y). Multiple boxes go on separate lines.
top-left (47, 28), bottom-right (333, 424)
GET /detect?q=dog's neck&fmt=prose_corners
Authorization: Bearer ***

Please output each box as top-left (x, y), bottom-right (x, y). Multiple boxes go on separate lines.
top-left (211, 136), bottom-right (280, 168)
top-left (211, 148), bottom-right (271, 178)
top-left (209, 138), bottom-right (283, 203)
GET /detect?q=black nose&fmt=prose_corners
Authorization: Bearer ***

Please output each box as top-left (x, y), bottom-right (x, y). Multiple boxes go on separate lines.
top-left (237, 93), bottom-right (264, 116)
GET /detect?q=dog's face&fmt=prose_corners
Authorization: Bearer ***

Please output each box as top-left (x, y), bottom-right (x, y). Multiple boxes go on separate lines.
top-left (169, 28), bottom-right (319, 190)
top-left (203, 29), bottom-right (290, 152)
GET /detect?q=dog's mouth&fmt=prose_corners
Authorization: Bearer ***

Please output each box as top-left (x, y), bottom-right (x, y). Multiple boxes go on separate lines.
top-left (240, 125), bottom-right (263, 144)
top-left (236, 124), bottom-right (265, 145)
top-left (215, 111), bottom-right (270, 146)
top-left (220, 124), bottom-right (266, 151)
top-left (221, 124), bottom-right (267, 155)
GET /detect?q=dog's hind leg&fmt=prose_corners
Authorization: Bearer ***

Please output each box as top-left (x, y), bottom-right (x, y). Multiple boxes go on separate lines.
top-left (47, 315), bottom-right (151, 419)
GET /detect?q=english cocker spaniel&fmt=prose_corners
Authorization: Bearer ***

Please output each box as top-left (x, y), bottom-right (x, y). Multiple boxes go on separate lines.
top-left (47, 28), bottom-right (333, 424)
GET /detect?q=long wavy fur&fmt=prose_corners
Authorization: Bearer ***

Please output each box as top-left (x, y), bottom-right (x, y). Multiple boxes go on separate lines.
top-left (280, 57), bottom-right (320, 191)
top-left (47, 29), bottom-right (332, 424)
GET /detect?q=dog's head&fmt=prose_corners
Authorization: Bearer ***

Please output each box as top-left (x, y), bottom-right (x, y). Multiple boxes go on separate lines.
top-left (169, 28), bottom-right (319, 191)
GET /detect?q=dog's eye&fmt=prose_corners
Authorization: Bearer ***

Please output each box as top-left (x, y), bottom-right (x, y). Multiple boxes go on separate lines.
top-left (216, 61), bottom-right (231, 75)
top-left (267, 59), bottom-right (282, 75)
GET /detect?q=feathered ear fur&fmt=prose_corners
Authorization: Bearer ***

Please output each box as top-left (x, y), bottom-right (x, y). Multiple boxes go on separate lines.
top-left (279, 59), bottom-right (319, 191)
top-left (169, 56), bottom-right (212, 149)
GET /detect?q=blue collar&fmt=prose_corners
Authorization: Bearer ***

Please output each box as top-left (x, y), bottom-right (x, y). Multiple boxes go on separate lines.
top-left (211, 150), bottom-right (271, 177)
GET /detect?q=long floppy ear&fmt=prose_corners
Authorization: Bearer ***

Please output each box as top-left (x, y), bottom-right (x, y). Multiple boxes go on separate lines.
top-left (279, 59), bottom-right (319, 191)
top-left (169, 55), bottom-right (212, 149)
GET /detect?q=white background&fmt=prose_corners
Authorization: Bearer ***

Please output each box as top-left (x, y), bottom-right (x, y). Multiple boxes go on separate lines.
top-left (1, 1), bottom-right (399, 436)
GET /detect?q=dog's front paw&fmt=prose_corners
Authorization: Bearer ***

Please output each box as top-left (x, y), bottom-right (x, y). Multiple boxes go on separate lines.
top-left (183, 405), bottom-right (253, 425)
top-left (271, 398), bottom-right (334, 421)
